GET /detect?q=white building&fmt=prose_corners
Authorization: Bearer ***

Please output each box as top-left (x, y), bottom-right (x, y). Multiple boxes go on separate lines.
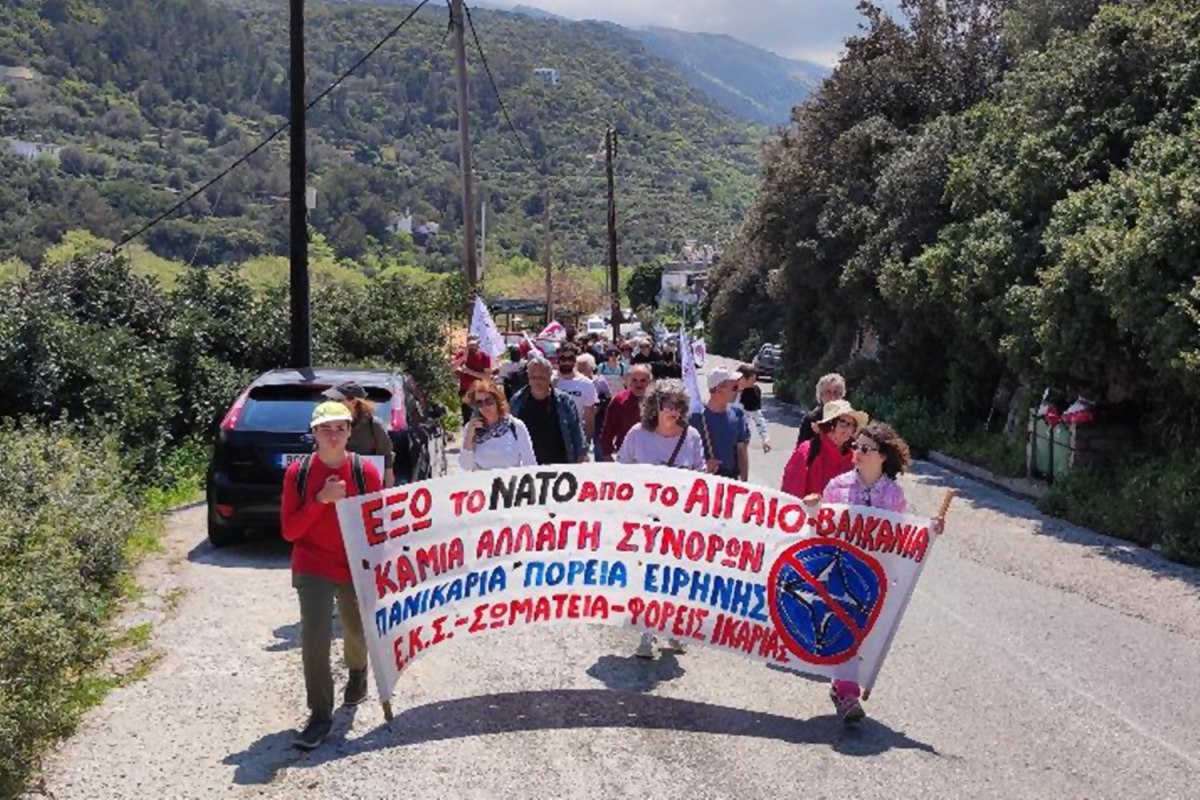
top-left (533, 68), bottom-right (559, 86)
top-left (659, 241), bottom-right (719, 306)
top-left (6, 139), bottom-right (61, 160)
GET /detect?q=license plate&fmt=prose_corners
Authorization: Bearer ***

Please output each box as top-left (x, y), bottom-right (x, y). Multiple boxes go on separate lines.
top-left (276, 453), bottom-right (310, 469)
top-left (276, 453), bottom-right (388, 482)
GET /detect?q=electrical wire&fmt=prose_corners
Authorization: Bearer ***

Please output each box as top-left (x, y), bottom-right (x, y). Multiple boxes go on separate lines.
top-left (463, 2), bottom-right (534, 163)
top-left (107, 0), bottom-right (431, 256)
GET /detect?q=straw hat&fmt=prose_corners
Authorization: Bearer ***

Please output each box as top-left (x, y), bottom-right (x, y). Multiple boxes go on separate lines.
top-left (818, 399), bottom-right (869, 431)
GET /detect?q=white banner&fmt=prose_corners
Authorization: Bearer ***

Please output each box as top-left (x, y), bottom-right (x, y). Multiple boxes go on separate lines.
top-left (692, 337), bottom-right (708, 368)
top-left (470, 296), bottom-right (507, 359)
top-left (337, 465), bottom-right (937, 705)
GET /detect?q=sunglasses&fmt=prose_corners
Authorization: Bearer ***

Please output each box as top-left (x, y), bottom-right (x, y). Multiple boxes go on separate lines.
top-left (474, 396), bottom-right (497, 407)
top-left (835, 418), bottom-right (857, 429)
top-left (850, 443), bottom-right (880, 454)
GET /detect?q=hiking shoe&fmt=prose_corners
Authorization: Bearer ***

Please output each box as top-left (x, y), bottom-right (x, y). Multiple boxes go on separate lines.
top-left (830, 687), bottom-right (866, 725)
top-left (293, 716), bottom-right (333, 750)
top-left (664, 638), bottom-right (687, 654)
top-left (634, 633), bottom-right (656, 659)
top-left (343, 668), bottom-right (369, 707)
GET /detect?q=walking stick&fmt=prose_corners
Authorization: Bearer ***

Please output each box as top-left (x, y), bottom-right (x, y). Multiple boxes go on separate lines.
top-left (382, 700), bottom-right (394, 724)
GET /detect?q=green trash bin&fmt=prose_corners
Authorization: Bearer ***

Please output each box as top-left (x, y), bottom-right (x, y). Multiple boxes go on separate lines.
top-left (1051, 423), bottom-right (1073, 480)
top-left (1032, 418), bottom-right (1052, 477)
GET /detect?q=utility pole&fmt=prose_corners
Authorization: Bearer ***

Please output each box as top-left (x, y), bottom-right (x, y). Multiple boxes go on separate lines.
top-left (479, 193), bottom-right (487, 281)
top-left (542, 187), bottom-right (554, 323)
top-left (451, 0), bottom-right (478, 312)
top-left (288, 0), bottom-right (311, 368)
top-left (606, 126), bottom-right (619, 341)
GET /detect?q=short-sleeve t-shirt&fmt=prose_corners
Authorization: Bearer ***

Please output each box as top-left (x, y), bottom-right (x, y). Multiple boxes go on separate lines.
top-left (553, 374), bottom-right (598, 420)
top-left (689, 406), bottom-right (751, 473)
top-left (458, 350), bottom-right (492, 394)
top-left (738, 386), bottom-right (763, 413)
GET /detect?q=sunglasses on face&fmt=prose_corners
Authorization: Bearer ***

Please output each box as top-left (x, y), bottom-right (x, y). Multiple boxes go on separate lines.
top-left (851, 443), bottom-right (880, 454)
top-left (559, 360), bottom-right (576, 367)
top-left (475, 396), bottom-right (497, 407)
top-left (835, 419), bottom-right (857, 429)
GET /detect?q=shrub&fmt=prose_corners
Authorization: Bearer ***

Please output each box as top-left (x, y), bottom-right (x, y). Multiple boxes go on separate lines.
top-left (0, 420), bottom-right (152, 796)
top-left (853, 386), bottom-right (950, 456)
top-left (1043, 456), bottom-right (1200, 565)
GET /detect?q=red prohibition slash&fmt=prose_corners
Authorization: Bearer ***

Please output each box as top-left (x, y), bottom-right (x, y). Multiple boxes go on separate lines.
top-left (766, 538), bottom-right (888, 666)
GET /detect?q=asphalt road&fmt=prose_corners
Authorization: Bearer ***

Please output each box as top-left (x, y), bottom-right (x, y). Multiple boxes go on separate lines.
top-left (38, 358), bottom-right (1200, 799)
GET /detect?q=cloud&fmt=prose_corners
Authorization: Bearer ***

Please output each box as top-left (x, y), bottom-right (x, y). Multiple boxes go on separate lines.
top-left (505, 0), bottom-right (902, 65)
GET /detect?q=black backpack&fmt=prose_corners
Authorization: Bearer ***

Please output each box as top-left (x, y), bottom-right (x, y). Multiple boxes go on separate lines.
top-left (295, 453), bottom-right (368, 499)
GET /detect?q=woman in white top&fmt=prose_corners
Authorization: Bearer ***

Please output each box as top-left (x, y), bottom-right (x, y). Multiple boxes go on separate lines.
top-left (458, 378), bottom-right (537, 471)
top-left (615, 379), bottom-right (705, 659)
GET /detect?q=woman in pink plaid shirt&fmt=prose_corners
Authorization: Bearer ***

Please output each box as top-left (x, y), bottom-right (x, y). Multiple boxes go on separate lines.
top-left (820, 421), bottom-right (912, 725)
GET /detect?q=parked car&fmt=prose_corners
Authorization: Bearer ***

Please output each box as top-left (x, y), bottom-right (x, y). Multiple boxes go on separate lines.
top-left (753, 344), bottom-right (782, 380)
top-left (206, 368), bottom-right (446, 547)
top-left (585, 316), bottom-right (607, 335)
top-left (500, 332), bottom-right (561, 358)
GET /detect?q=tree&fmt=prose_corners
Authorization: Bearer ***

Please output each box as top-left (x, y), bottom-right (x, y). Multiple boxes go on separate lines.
top-left (626, 261), bottom-right (663, 311)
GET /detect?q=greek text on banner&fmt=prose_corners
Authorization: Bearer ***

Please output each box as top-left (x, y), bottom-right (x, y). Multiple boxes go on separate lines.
top-left (335, 464), bottom-right (937, 705)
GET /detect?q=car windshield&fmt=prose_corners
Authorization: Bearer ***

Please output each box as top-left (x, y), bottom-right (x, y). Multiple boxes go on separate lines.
top-left (238, 384), bottom-right (392, 432)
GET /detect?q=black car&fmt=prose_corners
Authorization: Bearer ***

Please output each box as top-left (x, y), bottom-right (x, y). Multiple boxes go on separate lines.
top-left (206, 368), bottom-right (446, 547)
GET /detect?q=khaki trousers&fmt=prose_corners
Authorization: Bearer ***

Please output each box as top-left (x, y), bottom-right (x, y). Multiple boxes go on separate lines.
top-left (293, 572), bottom-right (369, 721)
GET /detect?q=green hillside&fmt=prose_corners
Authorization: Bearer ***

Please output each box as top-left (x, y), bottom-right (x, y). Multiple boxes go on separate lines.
top-left (629, 26), bottom-right (829, 125)
top-left (0, 0), bottom-right (759, 273)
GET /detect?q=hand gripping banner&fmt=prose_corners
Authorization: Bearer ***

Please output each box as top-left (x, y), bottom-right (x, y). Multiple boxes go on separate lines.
top-left (336, 464), bottom-right (939, 717)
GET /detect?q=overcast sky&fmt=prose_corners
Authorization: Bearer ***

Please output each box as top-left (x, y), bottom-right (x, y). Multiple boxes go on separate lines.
top-left (499, 0), bottom-right (903, 65)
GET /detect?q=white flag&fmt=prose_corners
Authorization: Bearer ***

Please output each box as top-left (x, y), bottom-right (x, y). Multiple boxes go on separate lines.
top-left (470, 296), bottom-right (507, 360)
top-left (679, 327), bottom-right (704, 415)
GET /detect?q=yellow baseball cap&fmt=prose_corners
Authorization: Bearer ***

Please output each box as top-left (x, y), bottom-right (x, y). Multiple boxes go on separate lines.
top-left (311, 401), bottom-right (353, 428)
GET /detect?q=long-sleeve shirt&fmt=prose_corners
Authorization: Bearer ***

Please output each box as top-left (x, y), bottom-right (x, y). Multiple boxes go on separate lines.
top-left (281, 455), bottom-right (383, 584)
top-left (781, 435), bottom-right (853, 499)
top-left (821, 470), bottom-right (907, 513)
top-left (458, 417), bottom-right (538, 471)
top-left (600, 390), bottom-right (643, 457)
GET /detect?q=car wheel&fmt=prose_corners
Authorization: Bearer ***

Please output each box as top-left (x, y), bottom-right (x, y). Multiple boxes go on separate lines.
top-left (207, 517), bottom-right (245, 548)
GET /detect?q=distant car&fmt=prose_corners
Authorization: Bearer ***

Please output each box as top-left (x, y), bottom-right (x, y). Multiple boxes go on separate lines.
top-left (501, 333), bottom-right (561, 358)
top-left (753, 344), bottom-right (782, 380)
top-left (205, 368), bottom-right (447, 548)
top-left (585, 316), bottom-right (607, 335)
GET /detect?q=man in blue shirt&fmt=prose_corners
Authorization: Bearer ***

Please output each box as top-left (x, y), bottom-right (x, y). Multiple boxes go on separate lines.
top-left (690, 366), bottom-right (750, 480)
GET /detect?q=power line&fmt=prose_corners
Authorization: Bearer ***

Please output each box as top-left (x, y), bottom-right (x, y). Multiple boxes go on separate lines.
top-left (108, 0), bottom-right (431, 256)
top-left (463, 2), bottom-right (534, 163)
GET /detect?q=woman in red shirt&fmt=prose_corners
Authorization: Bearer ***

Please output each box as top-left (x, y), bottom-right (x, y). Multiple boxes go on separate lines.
top-left (281, 401), bottom-right (382, 751)
top-left (781, 400), bottom-right (867, 501)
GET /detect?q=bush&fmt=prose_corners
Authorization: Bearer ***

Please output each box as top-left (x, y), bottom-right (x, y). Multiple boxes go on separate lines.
top-left (941, 431), bottom-right (1027, 478)
top-left (0, 420), bottom-right (153, 796)
top-left (853, 386), bottom-right (951, 456)
top-left (1042, 456), bottom-right (1200, 565)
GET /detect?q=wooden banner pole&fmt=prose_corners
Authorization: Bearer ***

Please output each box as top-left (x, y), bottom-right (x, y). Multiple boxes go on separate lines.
top-left (382, 701), bottom-right (394, 723)
top-left (936, 489), bottom-right (957, 531)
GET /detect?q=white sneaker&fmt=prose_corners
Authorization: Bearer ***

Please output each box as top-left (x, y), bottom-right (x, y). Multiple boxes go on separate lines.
top-left (634, 633), bottom-right (656, 659)
top-left (665, 638), bottom-right (687, 654)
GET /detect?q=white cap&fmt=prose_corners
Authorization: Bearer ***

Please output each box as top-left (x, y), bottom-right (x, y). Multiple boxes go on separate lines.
top-left (707, 366), bottom-right (737, 391)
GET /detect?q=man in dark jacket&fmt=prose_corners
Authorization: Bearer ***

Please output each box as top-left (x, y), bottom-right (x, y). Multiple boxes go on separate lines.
top-left (509, 356), bottom-right (588, 464)
top-left (796, 373), bottom-right (848, 448)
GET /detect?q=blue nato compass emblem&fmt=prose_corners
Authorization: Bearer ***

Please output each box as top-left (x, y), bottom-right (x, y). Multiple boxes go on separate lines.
top-left (767, 539), bottom-right (889, 665)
